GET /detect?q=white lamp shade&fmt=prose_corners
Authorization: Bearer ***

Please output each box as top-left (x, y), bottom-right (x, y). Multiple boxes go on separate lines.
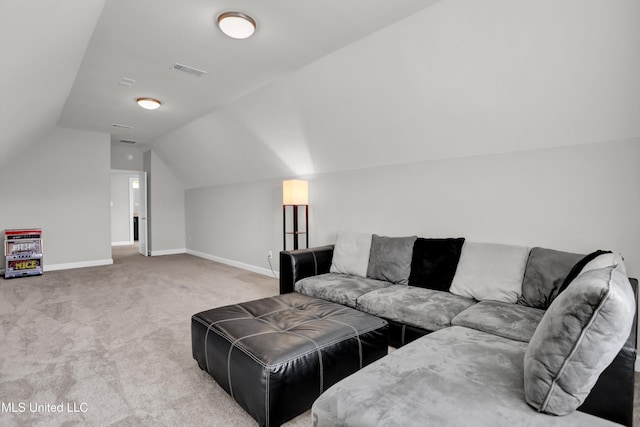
top-left (283, 180), bottom-right (308, 205)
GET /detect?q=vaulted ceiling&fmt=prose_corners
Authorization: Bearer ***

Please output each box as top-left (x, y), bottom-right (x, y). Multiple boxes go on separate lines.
top-left (0, 0), bottom-right (105, 167)
top-left (58, 0), bottom-right (439, 146)
top-left (2, 1), bottom-right (639, 188)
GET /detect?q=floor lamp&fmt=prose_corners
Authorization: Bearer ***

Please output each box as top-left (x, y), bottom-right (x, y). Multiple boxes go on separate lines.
top-left (283, 180), bottom-right (308, 250)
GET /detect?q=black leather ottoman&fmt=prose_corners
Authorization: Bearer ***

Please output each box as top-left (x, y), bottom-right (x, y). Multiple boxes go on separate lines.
top-left (191, 292), bottom-right (388, 427)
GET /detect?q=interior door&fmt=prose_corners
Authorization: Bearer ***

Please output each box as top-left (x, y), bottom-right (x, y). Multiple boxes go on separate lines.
top-left (138, 172), bottom-right (149, 256)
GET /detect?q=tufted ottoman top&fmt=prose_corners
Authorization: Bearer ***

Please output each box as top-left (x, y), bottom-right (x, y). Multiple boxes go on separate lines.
top-left (191, 292), bottom-right (388, 426)
top-left (193, 292), bottom-right (387, 367)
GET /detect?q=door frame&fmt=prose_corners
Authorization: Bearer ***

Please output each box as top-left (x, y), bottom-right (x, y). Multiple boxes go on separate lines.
top-left (137, 171), bottom-right (148, 256)
top-left (111, 169), bottom-right (148, 255)
top-left (128, 176), bottom-right (138, 243)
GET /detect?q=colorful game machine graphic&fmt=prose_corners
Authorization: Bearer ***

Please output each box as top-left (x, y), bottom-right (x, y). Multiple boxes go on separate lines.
top-left (4, 228), bottom-right (43, 279)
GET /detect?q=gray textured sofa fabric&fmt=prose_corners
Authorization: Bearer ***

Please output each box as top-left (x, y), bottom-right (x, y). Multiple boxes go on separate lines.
top-left (524, 265), bottom-right (636, 415)
top-left (517, 247), bottom-right (583, 309)
top-left (367, 234), bottom-right (417, 284)
top-left (290, 242), bottom-right (637, 426)
top-left (451, 299), bottom-right (544, 342)
top-left (356, 285), bottom-right (475, 332)
top-left (295, 272), bottom-right (391, 308)
top-left (312, 327), bottom-right (618, 427)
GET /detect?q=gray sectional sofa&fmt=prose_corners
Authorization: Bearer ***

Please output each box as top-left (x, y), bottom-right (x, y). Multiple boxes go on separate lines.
top-left (279, 232), bottom-right (638, 426)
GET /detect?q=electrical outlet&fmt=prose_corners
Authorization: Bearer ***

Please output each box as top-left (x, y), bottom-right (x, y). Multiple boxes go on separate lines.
top-left (268, 251), bottom-right (273, 259)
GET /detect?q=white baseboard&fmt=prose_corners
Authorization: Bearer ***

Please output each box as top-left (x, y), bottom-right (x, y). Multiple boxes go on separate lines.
top-left (45, 258), bottom-right (113, 272)
top-left (150, 248), bottom-right (186, 256)
top-left (111, 241), bottom-right (132, 246)
top-left (186, 249), bottom-right (279, 279)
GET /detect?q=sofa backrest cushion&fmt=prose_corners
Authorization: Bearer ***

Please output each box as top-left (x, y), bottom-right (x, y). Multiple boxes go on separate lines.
top-left (581, 252), bottom-right (626, 275)
top-left (449, 242), bottom-right (530, 303)
top-left (518, 247), bottom-right (583, 310)
top-left (523, 265), bottom-right (635, 416)
top-left (408, 237), bottom-right (465, 291)
top-left (550, 250), bottom-right (626, 304)
top-left (367, 234), bottom-right (417, 285)
top-left (329, 231), bottom-right (373, 278)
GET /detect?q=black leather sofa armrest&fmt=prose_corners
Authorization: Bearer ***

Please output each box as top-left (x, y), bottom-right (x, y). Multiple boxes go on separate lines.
top-left (279, 245), bottom-right (334, 294)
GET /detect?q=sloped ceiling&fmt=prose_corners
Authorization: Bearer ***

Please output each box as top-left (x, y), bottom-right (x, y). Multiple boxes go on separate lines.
top-left (0, 0), bottom-right (105, 168)
top-left (2, 1), bottom-right (639, 189)
top-left (57, 0), bottom-right (441, 150)
top-left (152, 0), bottom-right (640, 189)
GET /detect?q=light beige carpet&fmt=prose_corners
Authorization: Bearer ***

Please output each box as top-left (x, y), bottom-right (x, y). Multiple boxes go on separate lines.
top-left (0, 245), bottom-right (309, 426)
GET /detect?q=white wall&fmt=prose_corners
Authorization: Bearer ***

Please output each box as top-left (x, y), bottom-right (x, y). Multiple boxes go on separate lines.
top-left (185, 139), bottom-right (640, 278)
top-left (145, 151), bottom-right (186, 255)
top-left (110, 173), bottom-right (131, 244)
top-left (111, 143), bottom-right (143, 171)
top-left (186, 180), bottom-right (281, 275)
top-left (0, 126), bottom-right (112, 270)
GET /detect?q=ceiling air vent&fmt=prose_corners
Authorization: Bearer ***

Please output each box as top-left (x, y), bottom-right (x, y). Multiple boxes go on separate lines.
top-left (119, 139), bottom-right (137, 144)
top-left (171, 62), bottom-right (207, 77)
top-left (111, 123), bottom-right (133, 129)
top-left (118, 77), bottom-right (136, 87)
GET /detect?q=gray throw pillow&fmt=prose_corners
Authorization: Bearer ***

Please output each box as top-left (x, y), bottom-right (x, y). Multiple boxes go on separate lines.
top-left (329, 231), bottom-right (372, 277)
top-left (517, 247), bottom-right (583, 309)
top-left (523, 265), bottom-right (635, 415)
top-left (366, 234), bottom-right (417, 285)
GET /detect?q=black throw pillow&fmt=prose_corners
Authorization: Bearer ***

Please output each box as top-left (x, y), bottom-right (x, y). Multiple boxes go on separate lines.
top-left (551, 249), bottom-right (612, 302)
top-left (408, 237), bottom-right (465, 291)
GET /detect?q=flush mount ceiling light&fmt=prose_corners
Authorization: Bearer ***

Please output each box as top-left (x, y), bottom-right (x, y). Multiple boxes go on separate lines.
top-left (217, 12), bottom-right (256, 39)
top-left (136, 97), bottom-right (162, 110)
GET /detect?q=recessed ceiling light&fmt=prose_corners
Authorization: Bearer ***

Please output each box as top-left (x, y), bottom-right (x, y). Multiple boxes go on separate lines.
top-left (217, 12), bottom-right (256, 39)
top-left (136, 97), bottom-right (162, 110)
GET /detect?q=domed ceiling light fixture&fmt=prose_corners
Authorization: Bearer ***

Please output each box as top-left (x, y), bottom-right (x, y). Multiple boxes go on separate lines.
top-left (217, 12), bottom-right (256, 39)
top-left (136, 97), bottom-right (162, 110)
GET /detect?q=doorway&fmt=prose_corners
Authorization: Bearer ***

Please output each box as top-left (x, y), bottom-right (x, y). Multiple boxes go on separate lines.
top-left (110, 169), bottom-right (148, 256)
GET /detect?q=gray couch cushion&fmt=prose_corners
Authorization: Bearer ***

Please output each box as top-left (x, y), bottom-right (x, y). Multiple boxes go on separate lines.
top-left (451, 300), bottom-right (544, 342)
top-left (518, 247), bottom-right (583, 309)
top-left (295, 272), bottom-right (391, 308)
top-left (356, 285), bottom-right (475, 332)
top-left (524, 265), bottom-right (636, 415)
top-left (366, 234), bottom-right (417, 285)
top-left (313, 326), bottom-right (616, 427)
top-left (552, 251), bottom-right (626, 304)
top-left (329, 230), bottom-right (372, 277)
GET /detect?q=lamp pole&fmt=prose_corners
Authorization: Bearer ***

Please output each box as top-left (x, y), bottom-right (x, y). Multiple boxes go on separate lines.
top-left (282, 180), bottom-right (309, 251)
top-left (293, 204), bottom-right (299, 250)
